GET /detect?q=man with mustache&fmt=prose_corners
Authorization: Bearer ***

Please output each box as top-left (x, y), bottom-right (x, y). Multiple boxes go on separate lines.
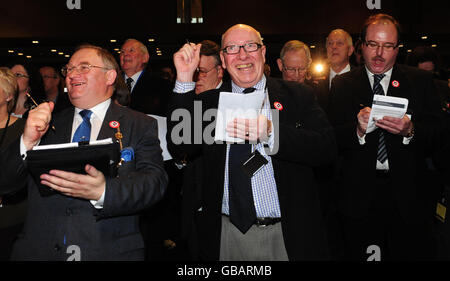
top-left (168, 24), bottom-right (336, 260)
top-left (329, 14), bottom-right (443, 260)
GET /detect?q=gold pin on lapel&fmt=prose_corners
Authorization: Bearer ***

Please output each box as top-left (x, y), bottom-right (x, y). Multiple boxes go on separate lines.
top-left (109, 121), bottom-right (123, 150)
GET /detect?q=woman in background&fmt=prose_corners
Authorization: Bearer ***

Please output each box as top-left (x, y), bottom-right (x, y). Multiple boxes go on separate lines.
top-left (0, 67), bottom-right (27, 260)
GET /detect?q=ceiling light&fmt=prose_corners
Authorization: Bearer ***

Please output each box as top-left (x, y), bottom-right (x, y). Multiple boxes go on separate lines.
top-left (431, 44), bottom-right (437, 47)
top-left (421, 36), bottom-right (427, 40)
top-left (310, 45), bottom-right (315, 49)
top-left (58, 52), bottom-right (64, 55)
top-left (32, 40), bottom-right (39, 44)
top-left (26, 55), bottom-right (32, 58)
top-left (8, 50), bottom-right (14, 53)
top-left (51, 49), bottom-right (57, 52)
top-left (110, 39), bottom-right (117, 43)
top-left (148, 38), bottom-right (155, 42)
top-left (18, 53), bottom-right (23, 56)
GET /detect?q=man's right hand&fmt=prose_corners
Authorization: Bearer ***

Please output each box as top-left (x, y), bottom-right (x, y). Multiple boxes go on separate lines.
top-left (173, 43), bottom-right (202, 82)
top-left (357, 107), bottom-right (371, 137)
top-left (23, 102), bottom-right (54, 151)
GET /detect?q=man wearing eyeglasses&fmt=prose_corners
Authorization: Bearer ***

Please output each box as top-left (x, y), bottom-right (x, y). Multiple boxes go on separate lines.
top-left (329, 14), bottom-right (443, 260)
top-left (0, 45), bottom-right (168, 260)
top-left (194, 40), bottom-right (224, 94)
top-left (39, 66), bottom-right (71, 113)
top-left (276, 40), bottom-right (311, 84)
top-left (168, 24), bottom-right (336, 261)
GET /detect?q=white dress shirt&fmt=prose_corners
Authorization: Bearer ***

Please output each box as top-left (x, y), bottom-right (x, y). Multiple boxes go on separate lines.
top-left (358, 67), bottom-right (412, 170)
top-left (20, 99), bottom-right (112, 208)
top-left (329, 63), bottom-right (351, 89)
top-left (124, 70), bottom-right (143, 93)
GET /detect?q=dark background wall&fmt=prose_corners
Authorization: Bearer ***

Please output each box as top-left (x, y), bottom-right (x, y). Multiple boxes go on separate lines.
top-left (1, 0), bottom-right (449, 76)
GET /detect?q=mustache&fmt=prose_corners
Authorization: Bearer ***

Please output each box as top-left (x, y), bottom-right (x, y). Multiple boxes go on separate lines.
top-left (372, 56), bottom-right (385, 62)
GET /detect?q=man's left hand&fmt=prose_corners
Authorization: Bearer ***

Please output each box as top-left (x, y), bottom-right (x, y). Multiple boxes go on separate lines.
top-left (375, 115), bottom-right (413, 137)
top-left (40, 164), bottom-right (106, 200)
top-left (226, 114), bottom-right (272, 142)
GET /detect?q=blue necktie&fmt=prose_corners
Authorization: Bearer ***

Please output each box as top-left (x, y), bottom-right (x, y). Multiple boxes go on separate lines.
top-left (373, 74), bottom-right (388, 164)
top-left (228, 87), bottom-right (257, 234)
top-left (72, 109), bottom-right (93, 142)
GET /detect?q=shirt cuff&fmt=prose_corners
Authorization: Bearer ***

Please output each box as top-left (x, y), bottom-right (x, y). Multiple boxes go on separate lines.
top-left (20, 135), bottom-right (40, 159)
top-left (174, 80), bottom-right (195, 93)
top-left (357, 130), bottom-right (366, 145)
top-left (90, 190), bottom-right (105, 209)
top-left (403, 135), bottom-right (413, 145)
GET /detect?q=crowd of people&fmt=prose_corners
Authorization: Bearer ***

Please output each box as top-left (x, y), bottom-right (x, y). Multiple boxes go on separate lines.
top-left (0, 13), bottom-right (449, 261)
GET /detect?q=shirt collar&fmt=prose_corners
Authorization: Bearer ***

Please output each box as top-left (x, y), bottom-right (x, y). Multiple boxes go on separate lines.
top-left (365, 66), bottom-right (394, 94)
top-left (75, 98), bottom-right (111, 121)
top-left (231, 75), bottom-right (266, 93)
top-left (125, 70), bottom-right (143, 82)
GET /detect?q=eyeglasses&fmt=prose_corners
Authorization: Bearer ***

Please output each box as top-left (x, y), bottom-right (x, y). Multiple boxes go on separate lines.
top-left (14, 73), bottom-right (29, 78)
top-left (282, 65), bottom-right (307, 74)
top-left (61, 64), bottom-right (111, 77)
top-left (222, 42), bottom-right (262, 54)
top-left (364, 40), bottom-right (398, 51)
top-left (195, 65), bottom-right (218, 75)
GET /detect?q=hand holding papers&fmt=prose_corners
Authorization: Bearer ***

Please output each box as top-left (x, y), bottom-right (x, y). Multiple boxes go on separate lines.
top-left (215, 90), bottom-right (266, 142)
top-left (366, 94), bottom-right (409, 134)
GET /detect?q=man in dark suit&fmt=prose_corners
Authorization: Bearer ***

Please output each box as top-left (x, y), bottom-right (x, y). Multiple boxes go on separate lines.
top-left (0, 45), bottom-right (168, 260)
top-left (315, 29), bottom-right (354, 113)
top-left (329, 14), bottom-right (443, 260)
top-left (120, 39), bottom-right (171, 116)
top-left (168, 24), bottom-right (336, 260)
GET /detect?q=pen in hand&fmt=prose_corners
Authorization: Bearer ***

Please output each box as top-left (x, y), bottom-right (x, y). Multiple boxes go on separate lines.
top-left (26, 92), bottom-right (56, 132)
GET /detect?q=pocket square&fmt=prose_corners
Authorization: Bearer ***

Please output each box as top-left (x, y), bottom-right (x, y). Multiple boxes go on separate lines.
top-left (120, 147), bottom-right (135, 162)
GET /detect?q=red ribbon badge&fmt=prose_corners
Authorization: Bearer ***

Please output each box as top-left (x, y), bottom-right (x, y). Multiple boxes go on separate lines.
top-left (391, 80), bottom-right (400, 88)
top-left (274, 102), bottom-right (283, 111)
top-left (109, 121), bottom-right (120, 129)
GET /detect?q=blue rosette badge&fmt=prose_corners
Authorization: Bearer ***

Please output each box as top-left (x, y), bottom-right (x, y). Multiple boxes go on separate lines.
top-left (120, 147), bottom-right (134, 163)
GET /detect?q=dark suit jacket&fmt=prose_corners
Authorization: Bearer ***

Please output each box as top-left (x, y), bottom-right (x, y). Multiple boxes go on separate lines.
top-left (328, 64), bottom-right (443, 222)
top-left (314, 66), bottom-right (354, 114)
top-left (0, 102), bottom-right (168, 260)
top-left (167, 77), bottom-right (337, 260)
top-left (128, 68), bottom-right (172, 117)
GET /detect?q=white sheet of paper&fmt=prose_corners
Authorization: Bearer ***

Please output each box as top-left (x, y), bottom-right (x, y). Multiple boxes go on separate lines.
top-left (33, 138), bottom-right (113, 150)
top-left (148, 114), bottom-right (172, 161)
top-left (366, 94), bottom-right (409, 134)
top-left (214, 90), bottom-right (266, 142)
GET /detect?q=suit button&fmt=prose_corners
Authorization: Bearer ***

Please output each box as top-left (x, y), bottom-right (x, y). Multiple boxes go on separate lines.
top-left (66, 208), bottom-right (73, 216)
top-left (54, 244), bottom-right (61, 251)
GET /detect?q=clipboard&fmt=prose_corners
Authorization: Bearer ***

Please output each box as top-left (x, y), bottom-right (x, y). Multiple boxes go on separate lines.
top-left (26, 142), bottom-right (120, 197)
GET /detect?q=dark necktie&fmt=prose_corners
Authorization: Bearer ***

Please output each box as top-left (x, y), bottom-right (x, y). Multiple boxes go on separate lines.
top-left (72, 109), bottom-right (93, 142)
top-left (228, 87), bottom-right (257, 234)
top-left (126, 77), bottom-right (134, 92)
top-left (373, 74), bottom-right (388, 164)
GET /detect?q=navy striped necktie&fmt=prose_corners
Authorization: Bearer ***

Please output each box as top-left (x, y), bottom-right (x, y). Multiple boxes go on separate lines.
top-left (373, 74), bottom-right (388, 164)
top-left (228, 87), bottom-right (257, 234)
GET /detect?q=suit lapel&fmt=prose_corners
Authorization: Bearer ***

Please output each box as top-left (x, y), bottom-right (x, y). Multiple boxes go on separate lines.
top-left (386, 65), bottom-right (409, 100)
top-left (266, 78), bottom-right (287, 124)
top-left (356, 67), bottom-right (375, 108)
top-left (98, 102), bottom-right (125, 143)
top-left (49, 107), bottom-right (75, 144)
